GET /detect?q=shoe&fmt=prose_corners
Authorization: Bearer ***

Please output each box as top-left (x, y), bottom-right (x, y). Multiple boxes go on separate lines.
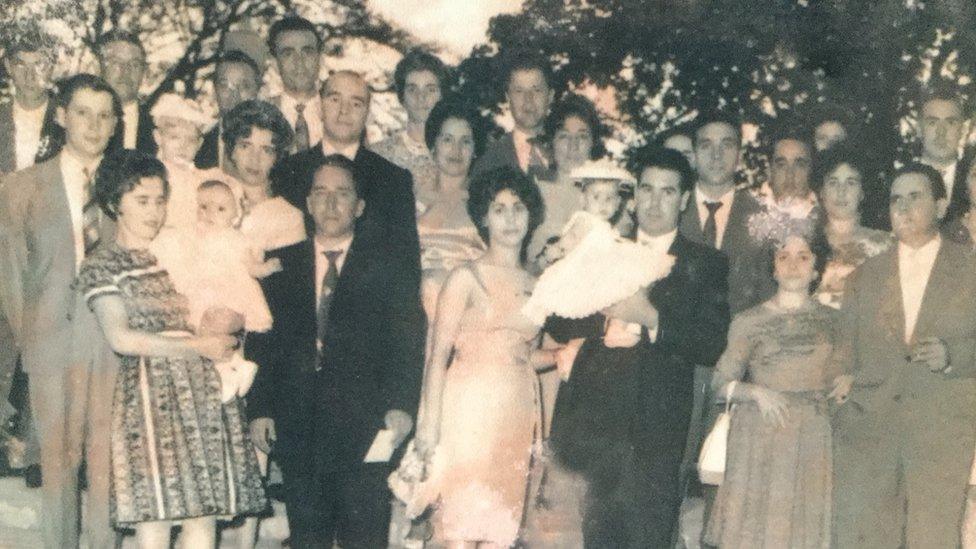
top-left (24, 464), bottom-right (41, 488)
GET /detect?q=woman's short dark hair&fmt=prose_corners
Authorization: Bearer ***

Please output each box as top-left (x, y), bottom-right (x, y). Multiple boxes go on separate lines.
top-left (766, 229), bottom-right (831, 294)
top-left (424, 97), bottom-right (486, 159)
top-left (95, 150), bottom-right (169, 220)
top-left (542, 93), bottom-right (607, 162)
top-left (393, 49), bottom-right (451, 103)
top-left (467, 166), bottom-right (544, 263)
top-left (222, 99), bottom-right (294, 161)
top-left (810, 144), bottom-right (870, 196)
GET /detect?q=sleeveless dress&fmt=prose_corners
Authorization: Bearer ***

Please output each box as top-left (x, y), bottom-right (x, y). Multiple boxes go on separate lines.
top-left (705, 301), bottom-right (841, 549)
top-left (434, 263), bottom-right (541, 547)
top-left (76, 244), bottom-right (266, 525)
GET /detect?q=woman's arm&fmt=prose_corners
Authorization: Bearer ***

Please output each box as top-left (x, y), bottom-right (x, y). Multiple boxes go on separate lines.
top-left (416, 268), bottom-right (472, 450)
top-left (90, 294), bottom-right (235, 361)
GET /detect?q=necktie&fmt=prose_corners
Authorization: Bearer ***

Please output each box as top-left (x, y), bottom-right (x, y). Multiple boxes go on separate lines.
top-left (702, 200), bottom-right (722, 249)
top-left (526, 140), bottom-right (548, 178)
top-left (294, 103), bottom-right (310, 153)
top-left (81, 167), bottom-right (100, 256)
top-left (316, 250), bottom-right (342, 348)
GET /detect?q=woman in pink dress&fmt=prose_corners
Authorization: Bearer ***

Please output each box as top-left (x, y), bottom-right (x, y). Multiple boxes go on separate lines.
top-left (417, 167), bottom-right (560, 548)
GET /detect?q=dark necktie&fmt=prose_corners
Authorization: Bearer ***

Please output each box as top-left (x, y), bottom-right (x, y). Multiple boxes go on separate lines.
top-left (316, 250), bottom-right (342, 348)
top-left (81, 167), bottom-right (100, 256)
top-left (703, 200), bottom-right (722, 249)
top-left (294, 103), bottom-right (310, 152)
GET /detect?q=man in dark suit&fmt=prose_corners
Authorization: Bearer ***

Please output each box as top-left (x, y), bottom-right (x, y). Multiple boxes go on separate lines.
top-left (832, 163), bottom-right (976, 548)
top-left (266, 16), bottom-right (324, 153)
top-left (95, 30), bottom-right (156, 154)
top-left (913, 87), bottom-right (971, 223)
top-left (471, 53), bottom-right (555, 179)
top-left (679, 113), bottom-right (775, 315)
top-left (248, 155), bottom-right (425, 548)
top-left (194, 50), bottom-right (261, 169)
top-left (273, 70), bottom-right (420, 265)
top-left (549, 148), bottom-right (730, 548)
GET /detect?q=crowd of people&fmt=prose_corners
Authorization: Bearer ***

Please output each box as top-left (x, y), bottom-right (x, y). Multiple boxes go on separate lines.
top-left (0, 12), bottom-right (974, 549)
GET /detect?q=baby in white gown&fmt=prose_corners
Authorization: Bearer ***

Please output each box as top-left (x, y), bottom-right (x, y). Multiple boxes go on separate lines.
top-left (522, 160), bottom-right (675, 351)
top-left (152, 180), bottom-right (275, 402)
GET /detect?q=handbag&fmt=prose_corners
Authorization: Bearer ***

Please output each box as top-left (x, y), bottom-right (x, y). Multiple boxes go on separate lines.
top-left (697, 380), bottom-right (737, 486)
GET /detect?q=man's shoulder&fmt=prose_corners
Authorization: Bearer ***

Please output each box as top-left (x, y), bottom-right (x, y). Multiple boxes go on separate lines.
top-left (356, 147), bottom-right (410, 179)
top-left (673, 233), bottom-right (728, 272)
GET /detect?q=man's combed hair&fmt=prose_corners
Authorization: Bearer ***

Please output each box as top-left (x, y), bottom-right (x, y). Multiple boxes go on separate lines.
top-left (267, 16), bottom-right (322, 55)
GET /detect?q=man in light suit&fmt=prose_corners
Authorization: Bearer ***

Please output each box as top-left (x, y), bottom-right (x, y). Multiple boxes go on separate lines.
top-left (472, 52), bottom-right (555, 179)
top-left (832, 163), bottom-right (976, 548)
top-left (0, 74), bottom-right (122, 549)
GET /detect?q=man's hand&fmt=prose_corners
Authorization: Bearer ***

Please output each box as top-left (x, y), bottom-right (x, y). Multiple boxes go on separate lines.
top-left (385, 409), bottom-right (413, 448)
top-left (603, 289), bottom-right (658, 329)
top-left (910, 337), bottom-right (949, 372)
top-left (249, 417), bottom-right (276, 454)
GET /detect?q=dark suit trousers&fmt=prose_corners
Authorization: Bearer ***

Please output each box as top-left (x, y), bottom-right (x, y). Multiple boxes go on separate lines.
top-left (280, 456), bottom-right (392, 549)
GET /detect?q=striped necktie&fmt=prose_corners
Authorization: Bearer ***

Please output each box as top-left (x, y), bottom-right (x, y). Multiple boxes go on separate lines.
top-left (81, 167), bottom-right (100, 256)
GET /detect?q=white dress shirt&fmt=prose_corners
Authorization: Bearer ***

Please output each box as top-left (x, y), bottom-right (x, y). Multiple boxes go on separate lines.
top-left (122, 102), bottom-right (139, 149)
top-left (322, 140), bottom-right (360, 162)
top-left (922, 159), bottom-right (957, 203)
top-left (314, 236), bottom-right (352, 309)
top-left (281, 93), bottom-right (324, 147)
top-left (60, 151), bottom-right (102, 271)
top-left (12, 99), bottom-right (47, 170)
top-left (898, 234), bottom-right (941, 343)
top-left (695, 186), bottom-right (735, 249)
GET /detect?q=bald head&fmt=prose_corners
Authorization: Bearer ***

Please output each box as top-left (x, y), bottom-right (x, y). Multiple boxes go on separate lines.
top-left (320, 70), bottom-right (370, 146)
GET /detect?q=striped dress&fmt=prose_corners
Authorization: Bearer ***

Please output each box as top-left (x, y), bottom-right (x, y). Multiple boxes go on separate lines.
top-left (77, 244), bottom-right (266, 525)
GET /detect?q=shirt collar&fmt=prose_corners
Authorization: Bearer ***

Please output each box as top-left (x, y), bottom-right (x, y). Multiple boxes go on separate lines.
top-left (314, 235), bottom-right (353, 256)
top-left (695, 186), bottom-right (735, 209)
top-left (637, 228), bottom-right (678, 251)
top-left (321, 140), bottom-right (360, 161)
top-left (60, 149), bottom-right (102, 179)
top-left (898, 233), bottom-right (941, 258)
top-left (12, 97), bottom-right (48, 118)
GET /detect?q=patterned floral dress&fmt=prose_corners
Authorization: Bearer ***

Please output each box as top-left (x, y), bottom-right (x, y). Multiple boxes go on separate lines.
top-left (76, 244), bottom-right (266, 525)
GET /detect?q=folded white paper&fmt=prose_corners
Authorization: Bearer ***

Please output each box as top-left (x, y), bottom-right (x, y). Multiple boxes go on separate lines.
top-left (363, 429), bottom-right (397, 463)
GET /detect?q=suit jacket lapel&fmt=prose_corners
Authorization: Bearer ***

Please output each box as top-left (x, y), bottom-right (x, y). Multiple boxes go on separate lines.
top-left (910, 240), bottom-right (956, 343)
top-left (39, 156), bottom-right (77, 270)
top-left (679, 199), bottom-right (704, 245)
top-left (878, 251), bottom-right (906, 349)
top-left (722, 191), bottom-right (751, 253)
top-left (0, 103), bottom-right (16, 174)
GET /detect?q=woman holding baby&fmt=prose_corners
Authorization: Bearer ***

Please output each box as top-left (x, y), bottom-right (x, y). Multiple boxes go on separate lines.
top-left (76, 150), bottom-right (266, 549)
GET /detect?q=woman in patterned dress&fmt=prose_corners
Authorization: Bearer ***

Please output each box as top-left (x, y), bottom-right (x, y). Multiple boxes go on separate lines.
top-left (810, 145), bottom-right (891, 309)
top-left (417, 167), bottom-right (559, 548)
top-left (371, 49), bottom-right (450, 192)
top-left (704, 233), bottom-right (848, 549)
top-left (77, 151), bottom-right (266, 549)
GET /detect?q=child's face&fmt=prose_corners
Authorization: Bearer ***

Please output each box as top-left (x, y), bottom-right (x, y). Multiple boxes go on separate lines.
top-left (582, 180), bottom-right (621, 220)
top-left (197, 186), bottom-right (239, 229)
top-left (155, 117), bottom-right (203, 164)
